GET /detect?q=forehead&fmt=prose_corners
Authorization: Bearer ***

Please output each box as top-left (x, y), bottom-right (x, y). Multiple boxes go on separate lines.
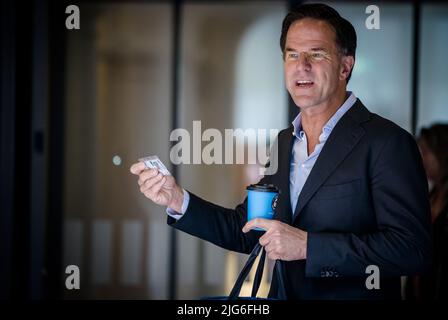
top-left (285, 18), bottom-right (338, 51)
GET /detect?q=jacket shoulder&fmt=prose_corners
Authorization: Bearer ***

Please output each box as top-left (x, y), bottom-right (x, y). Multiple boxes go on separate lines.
top-left (362, 111), bottom-right (416, 144)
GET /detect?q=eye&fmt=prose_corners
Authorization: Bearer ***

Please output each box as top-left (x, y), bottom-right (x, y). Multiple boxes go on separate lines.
top-left (286, 52), bottom-right (299, 60)
top-left (310, 52), bottom-right (325, 59)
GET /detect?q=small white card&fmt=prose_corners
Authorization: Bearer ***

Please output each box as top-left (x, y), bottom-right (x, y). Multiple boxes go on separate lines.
top-left (138, 155), bottom-right (171, 176)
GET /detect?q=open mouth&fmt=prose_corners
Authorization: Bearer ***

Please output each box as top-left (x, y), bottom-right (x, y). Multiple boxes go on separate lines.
top-left (295, 80), bottom-right (314, 88)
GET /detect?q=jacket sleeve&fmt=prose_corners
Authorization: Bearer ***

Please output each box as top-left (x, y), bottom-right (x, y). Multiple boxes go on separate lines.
top-left (166, 131), bottom-right (285, 254)
top-left (305, 130), bottom-right (433, 278)
top-left (167, 191), bottom-right (260, 254)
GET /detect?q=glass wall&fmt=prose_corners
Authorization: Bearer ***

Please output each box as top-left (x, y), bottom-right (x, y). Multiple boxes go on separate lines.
top-left (63, 3), bottom-right (173, 299)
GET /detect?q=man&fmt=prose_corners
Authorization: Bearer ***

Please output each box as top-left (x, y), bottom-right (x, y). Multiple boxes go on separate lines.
top-left (130, 4), bottom-right (432, 299)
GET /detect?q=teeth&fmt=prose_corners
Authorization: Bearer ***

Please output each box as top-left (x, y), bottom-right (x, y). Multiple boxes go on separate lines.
top-left (297, 80), bottom-right (313, 84)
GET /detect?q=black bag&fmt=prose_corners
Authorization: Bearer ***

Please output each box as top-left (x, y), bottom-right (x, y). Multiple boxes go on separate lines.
top-left (205, 243), bottom-right (287, 300)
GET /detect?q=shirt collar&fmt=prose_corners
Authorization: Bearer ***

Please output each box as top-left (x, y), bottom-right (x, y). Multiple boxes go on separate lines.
top-left (291, 92), bottom-right (357, 141)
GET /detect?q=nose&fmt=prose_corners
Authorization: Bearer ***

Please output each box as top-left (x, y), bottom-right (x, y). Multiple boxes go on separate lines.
top-left (295, 53), bottom-right (312, 72)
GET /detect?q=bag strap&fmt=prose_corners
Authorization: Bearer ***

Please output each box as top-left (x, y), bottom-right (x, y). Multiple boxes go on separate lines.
top-left (228, 243), bottom-right (262, 299)
top-left (228, 243), bottom-right (287, 300)
top-left (251, 247), bottom-right (266, 297)
top-left (274, 260), bottom-right (287, 300)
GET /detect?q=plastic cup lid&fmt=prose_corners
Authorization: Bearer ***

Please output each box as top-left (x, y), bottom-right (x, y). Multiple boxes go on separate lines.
top-left (246, 183), bottom-right (279, 193)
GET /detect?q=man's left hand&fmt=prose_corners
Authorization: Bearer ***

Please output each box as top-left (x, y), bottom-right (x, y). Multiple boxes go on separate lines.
top-left (242, 218), bottom-right (307, 261)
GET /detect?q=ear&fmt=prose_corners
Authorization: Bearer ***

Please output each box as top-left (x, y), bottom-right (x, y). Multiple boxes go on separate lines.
top-left (339, 55), bottom-right (355, 81)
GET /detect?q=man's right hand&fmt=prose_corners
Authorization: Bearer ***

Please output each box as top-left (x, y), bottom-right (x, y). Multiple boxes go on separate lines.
top-left (130, 162), bottom-right (184, 213)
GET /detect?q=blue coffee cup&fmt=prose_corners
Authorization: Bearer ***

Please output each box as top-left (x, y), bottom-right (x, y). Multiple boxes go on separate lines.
top-left (246, 183), bottom-right (279, 231)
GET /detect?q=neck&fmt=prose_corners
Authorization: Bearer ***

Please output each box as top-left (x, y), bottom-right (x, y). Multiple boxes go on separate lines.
top-left (301, 89), bottom-right (347, 136)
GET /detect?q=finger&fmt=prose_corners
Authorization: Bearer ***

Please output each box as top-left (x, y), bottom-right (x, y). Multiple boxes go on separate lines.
top-left (264, 242), bottom-right (274, 254)
top-left (140, 173), bottom-right (163, 193)
top-left (264, 242), bottom-right (282, 260)
top-left (130, 162), bottom-right (146, 175)
top-left (146, 176), bottom-right (167, 199)
top-left (138, 169), bottom-right (159, 186)
top-left (267, 252), bottom-right (280, 261)
top-left (242, 218), bottom-right (275, 233)
top-left (259, 233), bottom-right (271, 247)
top-left (141, 172), bottom-right (163, 190)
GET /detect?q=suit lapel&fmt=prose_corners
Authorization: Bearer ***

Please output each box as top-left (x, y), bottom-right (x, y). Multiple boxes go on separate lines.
top-left (273, 126), bottom-right (295, 225)
top-left (292, 100), bottom-right (371, 223)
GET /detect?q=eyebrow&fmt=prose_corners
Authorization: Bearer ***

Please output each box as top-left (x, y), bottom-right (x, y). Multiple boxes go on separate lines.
top-left (285, 47), bottom-right (328, 52)
top-left (310, 47), bottom-right (327, 52)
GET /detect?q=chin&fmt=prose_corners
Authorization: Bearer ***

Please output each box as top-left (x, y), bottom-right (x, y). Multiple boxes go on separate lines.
top-left (292, 96), bottom-right (316, 109)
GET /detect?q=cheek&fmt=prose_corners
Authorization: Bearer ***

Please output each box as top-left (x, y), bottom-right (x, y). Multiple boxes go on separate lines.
top-left (284, 67), bottom-right (296, 89)
top-left (322, 66), bottom-right (341, 87)
top-left (285, 64), bottom-right (294, 77)
top-left (284, 67), bottom-right (290, 81)
top-left (431, 159), bottom-right (441, 176)
top-left (284, 65), bottom-right (290, 80)
top-left (422, 159), bottom-right (432, 176)
top-left (315, 69), bottom-right (333, 89)
top-left (426, 155), bottom-right (440, 177)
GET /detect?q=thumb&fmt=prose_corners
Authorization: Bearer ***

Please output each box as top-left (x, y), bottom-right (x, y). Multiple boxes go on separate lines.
top-left (130, 162), bottom-right (146, 175)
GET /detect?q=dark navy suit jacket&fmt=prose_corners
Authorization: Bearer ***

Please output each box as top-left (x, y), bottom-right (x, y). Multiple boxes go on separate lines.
top-left (168, 99), bottom-right (432, 299)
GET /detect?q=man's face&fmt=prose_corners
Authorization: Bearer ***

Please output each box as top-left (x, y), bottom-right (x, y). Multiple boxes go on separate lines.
top-left (284, 18), bottom-right (353, 111)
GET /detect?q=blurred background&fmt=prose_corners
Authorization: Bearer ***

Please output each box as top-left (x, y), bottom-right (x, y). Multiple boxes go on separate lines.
top-left (1, 0), bottom-right (448, 300)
